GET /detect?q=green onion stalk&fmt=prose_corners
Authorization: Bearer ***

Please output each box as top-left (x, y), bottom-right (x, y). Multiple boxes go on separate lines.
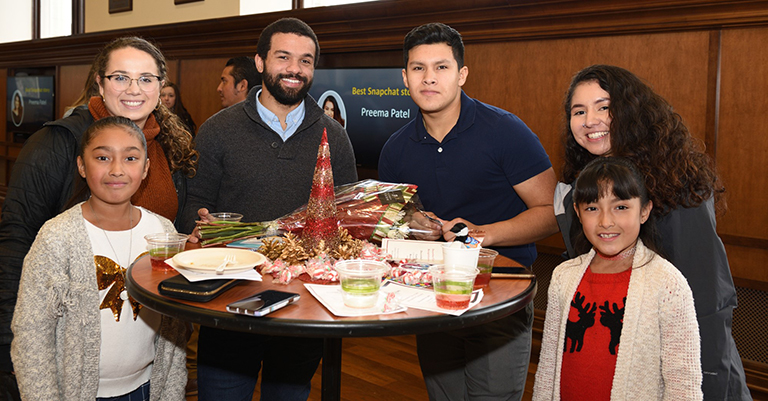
top-left (198, 221), bottom-right (277, 247)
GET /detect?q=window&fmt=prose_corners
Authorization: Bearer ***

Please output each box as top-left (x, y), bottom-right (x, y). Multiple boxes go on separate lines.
top-left (0, 0), bottom-right (33, 43)
top-left (41, 0), bottom-right (72, 39)
top-left (0, 0), bottom-right (72, 44)
top-left (240, 1), bottom-right (291, 15)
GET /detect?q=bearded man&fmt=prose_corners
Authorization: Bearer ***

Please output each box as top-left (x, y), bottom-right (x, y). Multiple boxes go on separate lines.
top-left (180, 17), bottom-right (357, 401)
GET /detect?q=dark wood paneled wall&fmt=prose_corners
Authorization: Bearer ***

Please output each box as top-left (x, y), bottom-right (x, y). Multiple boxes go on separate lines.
top-left (1, 0), bottom-right (767, 287)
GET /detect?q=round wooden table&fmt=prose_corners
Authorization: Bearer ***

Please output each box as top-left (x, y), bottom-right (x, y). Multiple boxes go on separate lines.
top-left (126, 250), bottom-right (536, 400)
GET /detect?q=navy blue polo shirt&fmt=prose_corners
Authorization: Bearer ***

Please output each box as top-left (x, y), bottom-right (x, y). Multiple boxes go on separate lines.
top-left (378, 91), bottom-right (551, 266)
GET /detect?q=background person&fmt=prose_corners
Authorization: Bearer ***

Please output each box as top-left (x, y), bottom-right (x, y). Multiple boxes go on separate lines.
top-left (161, 81), bottom-right (197, 135)
top-left (181, 18), bottom-right (357, 401)
top-left (11, 117), bottom-right (187, 400)
top-left (555, 64), bottom-right (750, 400)
top-left (534, 157), bottom-right (702, 400)
top-left (0, 36), bottom-right (198, 398)
top-left (217, 56), bottom-right (260, 108)
top-left (378, 22), bottom-right (558, 401)
top-left (64, 59), bottom-right (100, 118)
top-left (322, 94), bottom-right (345, 127)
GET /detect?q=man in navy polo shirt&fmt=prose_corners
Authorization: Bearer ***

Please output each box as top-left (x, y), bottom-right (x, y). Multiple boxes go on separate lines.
top-left (378, 22), bottom-right (558, 400)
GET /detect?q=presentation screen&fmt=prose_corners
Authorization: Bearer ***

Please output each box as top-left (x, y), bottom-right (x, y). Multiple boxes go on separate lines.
top-left (310, 68), bottom-right (418, 169)
top-left (6, 76), bottom-right (55, 143)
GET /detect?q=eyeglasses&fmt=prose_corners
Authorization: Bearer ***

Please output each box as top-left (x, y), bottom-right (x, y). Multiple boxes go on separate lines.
top-left (103, 74), bottom-right (162, 91)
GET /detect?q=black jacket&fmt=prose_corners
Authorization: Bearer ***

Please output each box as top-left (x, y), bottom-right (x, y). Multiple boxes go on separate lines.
top-left (0, 107), bottom-right (187, 371)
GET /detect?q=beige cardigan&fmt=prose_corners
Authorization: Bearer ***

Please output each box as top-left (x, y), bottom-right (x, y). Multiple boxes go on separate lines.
top-left (11, 204), bottom-right (187, 400)
top-left (533, 240), bottom-right (702, 400)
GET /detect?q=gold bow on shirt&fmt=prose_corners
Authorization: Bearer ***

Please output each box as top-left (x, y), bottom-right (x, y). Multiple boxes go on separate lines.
top-left (95, 255), bottom-right (142, 321)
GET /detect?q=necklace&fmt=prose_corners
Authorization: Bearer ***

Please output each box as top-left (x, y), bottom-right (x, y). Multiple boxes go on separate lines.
top-left (89, 200), bottom-right (133, 301)
top-left (595, 242), bottom-right (637, 261)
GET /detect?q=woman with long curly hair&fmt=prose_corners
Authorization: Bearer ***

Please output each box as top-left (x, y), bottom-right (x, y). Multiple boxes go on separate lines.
top-left (161, 81), bottom-right (197, 135)
top-left (555, 64), bottom-right (749, 400)
top-left (0, 36), bottom-right (198, 398)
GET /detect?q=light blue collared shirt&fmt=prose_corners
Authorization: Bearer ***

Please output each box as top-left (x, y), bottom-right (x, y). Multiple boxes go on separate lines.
top-left (255, 89), bottom-right (306, 142)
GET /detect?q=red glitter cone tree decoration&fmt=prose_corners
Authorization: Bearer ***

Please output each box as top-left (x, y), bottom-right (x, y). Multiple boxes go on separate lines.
top-left (301, 128), bottom-right (340, 251)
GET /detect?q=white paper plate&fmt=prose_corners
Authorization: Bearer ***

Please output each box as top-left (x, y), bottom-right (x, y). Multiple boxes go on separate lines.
top-left (172, 248), bottom-right (266, 274)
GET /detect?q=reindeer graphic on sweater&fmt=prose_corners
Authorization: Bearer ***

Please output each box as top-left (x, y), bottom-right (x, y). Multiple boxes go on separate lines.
top-left (564, 291), bottom-right (626, 354)
top-left (599, 297), bottom-right (626, 355)
top-left (564, 292), bottom-right (596, 353)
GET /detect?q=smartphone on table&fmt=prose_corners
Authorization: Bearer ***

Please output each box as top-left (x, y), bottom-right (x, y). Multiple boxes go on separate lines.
top-left (226, 290), bottom-right (300, 317)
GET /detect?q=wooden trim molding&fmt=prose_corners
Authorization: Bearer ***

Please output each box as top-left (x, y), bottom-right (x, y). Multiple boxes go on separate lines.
top-left (743, 359), bottom-right (768, 399)
top-left (2, 0), bottom-right (768, 67)
top-left (734, 277), bottom-right (768, 292)
top-left (720, 234), bottom-right (768, 249)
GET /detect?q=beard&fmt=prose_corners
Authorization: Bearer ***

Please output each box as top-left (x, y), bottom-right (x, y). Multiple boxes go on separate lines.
top-left (262, 67), bottom-right (313, 106)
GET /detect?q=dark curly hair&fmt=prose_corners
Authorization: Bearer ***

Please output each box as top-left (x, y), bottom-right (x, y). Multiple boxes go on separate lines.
top-left (561, 64), bottom-right (724, 217)
top-left (95, 36), bottom-right (198, 177)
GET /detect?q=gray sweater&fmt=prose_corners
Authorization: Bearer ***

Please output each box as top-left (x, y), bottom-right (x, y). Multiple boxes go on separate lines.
top-left (180, 87), bottom-right (358, 233)
top-left (11, 204), bottom-right (187, 400)
top-left (534, 240), bottom-right (702, 400)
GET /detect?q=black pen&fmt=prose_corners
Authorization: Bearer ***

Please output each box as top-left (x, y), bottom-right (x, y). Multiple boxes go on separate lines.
top-left (419, 210), bottom-right (443, 227)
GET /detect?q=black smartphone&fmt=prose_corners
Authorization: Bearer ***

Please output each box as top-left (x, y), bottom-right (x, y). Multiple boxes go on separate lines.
top-left (226, 290), bottom-right (300, 317)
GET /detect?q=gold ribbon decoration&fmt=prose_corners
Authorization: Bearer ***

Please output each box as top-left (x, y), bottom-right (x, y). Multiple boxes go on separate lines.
top-left (95, 255), bottom-right (142, 321)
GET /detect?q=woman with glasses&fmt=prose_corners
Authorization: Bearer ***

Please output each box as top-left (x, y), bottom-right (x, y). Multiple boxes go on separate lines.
top-left (0, 37), bottom-right (197, 400)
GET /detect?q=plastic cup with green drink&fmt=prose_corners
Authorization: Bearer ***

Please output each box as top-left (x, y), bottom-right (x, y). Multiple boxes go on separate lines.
top-left (334, 259), bottom-right (389, 308)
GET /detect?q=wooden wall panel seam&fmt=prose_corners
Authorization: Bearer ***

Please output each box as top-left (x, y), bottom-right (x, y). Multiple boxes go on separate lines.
top-left (705, 29), bottom-right (721, 161)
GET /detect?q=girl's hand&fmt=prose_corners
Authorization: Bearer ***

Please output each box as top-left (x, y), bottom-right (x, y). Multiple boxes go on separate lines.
top-left (187, 208), bottom-right (214, 243)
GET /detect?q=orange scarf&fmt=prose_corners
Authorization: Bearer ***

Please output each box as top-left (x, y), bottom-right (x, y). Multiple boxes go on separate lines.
top-left (88, 96), bottom-right (178, 222)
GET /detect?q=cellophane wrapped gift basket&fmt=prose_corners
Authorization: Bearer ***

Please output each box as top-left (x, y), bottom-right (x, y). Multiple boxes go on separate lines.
top-left (197, 129), bottom-right (430, 284)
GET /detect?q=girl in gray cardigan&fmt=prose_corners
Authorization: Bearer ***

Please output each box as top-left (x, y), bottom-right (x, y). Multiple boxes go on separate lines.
top-left (11, 117), bottom-right (187, 400)
top-left (535, 158), bottom-right (701, 400)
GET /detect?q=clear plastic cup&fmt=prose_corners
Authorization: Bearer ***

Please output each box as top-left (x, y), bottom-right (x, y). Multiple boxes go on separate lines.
top-left (334, 259), bottom-right (389, 308)
top-left (429, 264), bottom-right (479, 310)
top-left (144, 233), bottom-right (189, 272)
top-left (474, 248), bottom-right (499, 289)
top-left (442, 242), bottom-right (480, 267)
top-left (209, 212), bottom-right (244, 223)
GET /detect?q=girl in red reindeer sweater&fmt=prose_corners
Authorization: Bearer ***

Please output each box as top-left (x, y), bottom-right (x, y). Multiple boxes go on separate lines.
top-left (534, 157), bottom-right (701, 401)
